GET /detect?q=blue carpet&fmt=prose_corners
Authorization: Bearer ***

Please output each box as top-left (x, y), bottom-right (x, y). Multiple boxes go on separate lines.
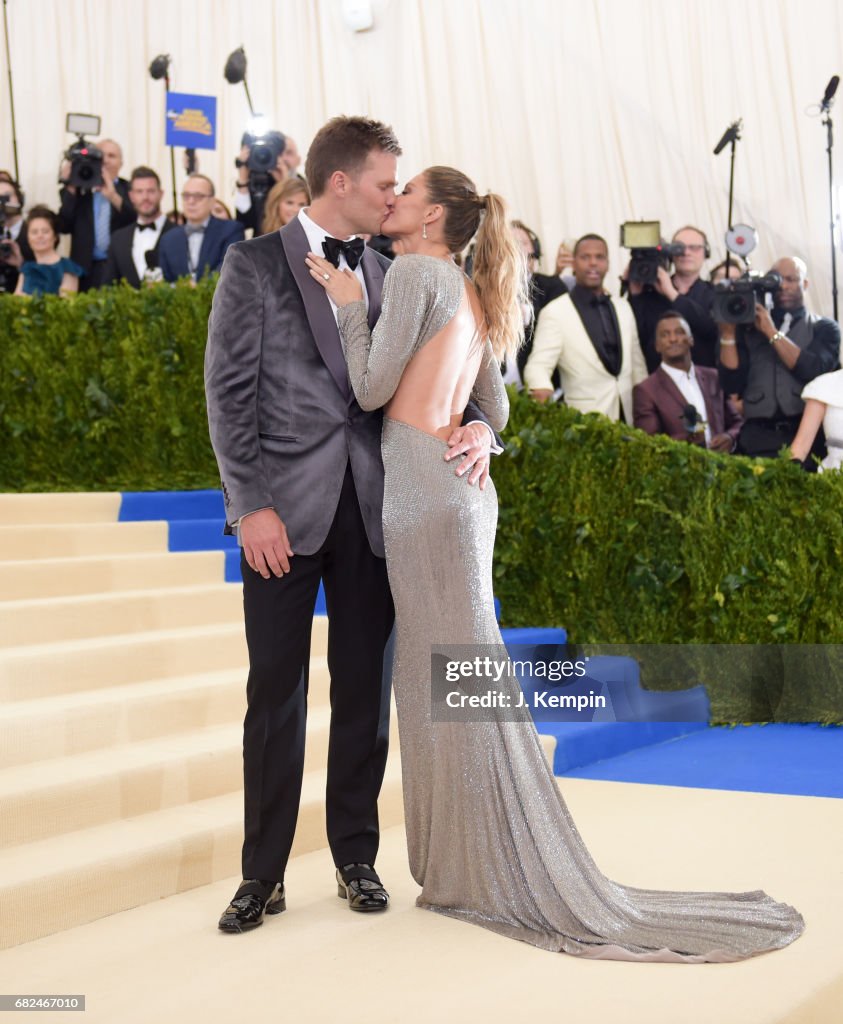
top-left (561, 723), bottom-right (843, 798)
top-left (119, 490), bottom-right (327, 610)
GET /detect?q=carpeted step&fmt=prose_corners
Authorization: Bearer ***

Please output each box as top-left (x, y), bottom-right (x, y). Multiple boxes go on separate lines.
top-left (0, 583), bottom-right (243, 647)
top-left (0, 759), bottom-right (405, 950)
top-left (0, 618), bottom-right (329, 700)
top-left (0, 550), bottom-right (226, 601)
top-left (0, 493), bottom-right (121, 525)
top-left (0, 522), bottom-right (168, 561)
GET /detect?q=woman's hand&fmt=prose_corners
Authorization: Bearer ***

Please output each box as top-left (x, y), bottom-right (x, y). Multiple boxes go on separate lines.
top-left (306, 252), bottom-right (364, 306)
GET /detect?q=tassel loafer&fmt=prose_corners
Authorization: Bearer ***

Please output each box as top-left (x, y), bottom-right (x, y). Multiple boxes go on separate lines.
top-left (218, 878), bottom-right (286, 933)
top-left (336, 863), bottom-right (389, 912)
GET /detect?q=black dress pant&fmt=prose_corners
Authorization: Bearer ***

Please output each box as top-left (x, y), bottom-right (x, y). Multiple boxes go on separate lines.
top-left (240, 466), bottom-right (394, 881)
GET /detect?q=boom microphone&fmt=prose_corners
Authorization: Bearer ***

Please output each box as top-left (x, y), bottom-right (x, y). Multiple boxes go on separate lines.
top-left (713, 120), bottom-right (742, 156)
top-left (820, 75), bottom-right (840, 111)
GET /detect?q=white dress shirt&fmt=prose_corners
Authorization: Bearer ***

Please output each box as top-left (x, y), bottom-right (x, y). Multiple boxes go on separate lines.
top-left (659, 361), bottom-right (711, 445)
top-left (186, 217), bottom-right (210, 281)
top-left (131, 213), bottom-right (167, 282)
top-left (297, 207), bottom-right (370, 326)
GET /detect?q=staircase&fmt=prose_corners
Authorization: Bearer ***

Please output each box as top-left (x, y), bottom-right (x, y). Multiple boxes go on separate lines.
top-left (0, 492), bottom-right (404, 950)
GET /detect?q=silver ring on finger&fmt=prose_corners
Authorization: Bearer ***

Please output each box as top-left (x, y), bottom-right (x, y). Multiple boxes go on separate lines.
top-left (322, 272), bottom-right (330, 281)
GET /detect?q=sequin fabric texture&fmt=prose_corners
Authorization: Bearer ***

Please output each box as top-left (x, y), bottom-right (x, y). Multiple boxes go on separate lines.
top-left (337, 254), bottom-right (804, 961)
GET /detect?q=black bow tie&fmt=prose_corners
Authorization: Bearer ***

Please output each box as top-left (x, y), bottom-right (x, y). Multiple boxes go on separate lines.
top-left (322, 235), bottom-right (365, 271)
top-left (136, 222), bottom-right (156, 232)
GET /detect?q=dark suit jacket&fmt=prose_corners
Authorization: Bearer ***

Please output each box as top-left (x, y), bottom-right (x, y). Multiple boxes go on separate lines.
top-left (103, 219), bottom-right (177, 288)
top-left (516, 272), bottom-right (568, 377)
top-left (57, 179), bottom-right (136, 273)
top-left (159, 217), bottom-right (245, 282)
top-left (633, 363), bottom-right (743, 446)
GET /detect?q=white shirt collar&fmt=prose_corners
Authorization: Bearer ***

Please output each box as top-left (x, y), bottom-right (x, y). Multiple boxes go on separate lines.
top-left (660, 361), bottom-right (697, 385)
top-left (297, 207), bottom-right (357, 255)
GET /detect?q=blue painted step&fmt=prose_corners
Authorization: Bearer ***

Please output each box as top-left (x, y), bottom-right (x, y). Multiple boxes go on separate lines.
top-left (119, 490), bottom-right (327, 611)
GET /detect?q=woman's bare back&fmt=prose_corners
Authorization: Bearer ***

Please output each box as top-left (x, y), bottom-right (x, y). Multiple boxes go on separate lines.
top-left (385, 276), bottom-right (486, 441)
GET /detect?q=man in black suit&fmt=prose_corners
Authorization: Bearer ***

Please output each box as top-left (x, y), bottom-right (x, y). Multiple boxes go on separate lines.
top-left (159, 174), bottom-right (244, 282)
top-left (103, 167), bottom-right (176, 288)
top-left (206, 116), bottom-right (497, 933)
top-left (58, 139), bottom-right (136, 290)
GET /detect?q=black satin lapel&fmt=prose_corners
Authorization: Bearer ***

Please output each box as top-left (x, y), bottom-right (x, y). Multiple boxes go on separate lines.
top-left (361, 248), bottom-right (385, 329)
top-left (280, 220), bottom-right (350, 399)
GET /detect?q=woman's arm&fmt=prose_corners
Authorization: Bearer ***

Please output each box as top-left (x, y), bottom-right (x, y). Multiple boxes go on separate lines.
top-left (790, 399), bottom-right (826, 462)
top-left (13, 272), bottom-right (25, 296)
top-left (59, 272), bottom-right (79, 296)
top-left (470, 340), bottom-right (509, 432)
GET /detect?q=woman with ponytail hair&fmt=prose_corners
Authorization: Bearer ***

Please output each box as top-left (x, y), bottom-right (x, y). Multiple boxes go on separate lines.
top-left (304, 168), bottom-right (802, 962)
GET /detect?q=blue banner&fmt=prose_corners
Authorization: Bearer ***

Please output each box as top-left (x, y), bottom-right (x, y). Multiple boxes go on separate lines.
top-left (165, 92), bottom-right (217, 150)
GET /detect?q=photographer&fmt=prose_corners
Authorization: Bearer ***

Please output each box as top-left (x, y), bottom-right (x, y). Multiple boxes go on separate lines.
top-left (58, 138), bottom-right (136, 290)
top-left (625, 226), bottom-right (719, 373)
top-left (233, 132), bottom-right (288, 237)
top-left (0, 174), bottom-right (33, 294)
top-left (718, 257), bottom-right (840, 458)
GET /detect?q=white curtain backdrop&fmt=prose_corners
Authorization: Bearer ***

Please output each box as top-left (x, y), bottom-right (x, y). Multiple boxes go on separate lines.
top-left (2, 0), bottom-right (842, 313)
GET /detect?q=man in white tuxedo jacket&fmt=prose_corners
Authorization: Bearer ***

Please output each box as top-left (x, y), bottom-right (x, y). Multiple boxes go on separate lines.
top-left (524, 233), bottom-right (647, 421)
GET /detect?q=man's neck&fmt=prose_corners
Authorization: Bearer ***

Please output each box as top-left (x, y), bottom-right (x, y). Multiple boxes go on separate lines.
top-left (575, 281), bottom-right (605, 297)
top-left (672, 270), bottom-right (699, 295)
top-left (306, 200), bottom-right (358, 239)
top-left (138, 211), bottom-right (162, 226)
top-left (663, 355), bottom-right (692, 372)
top-left (186, 216), bottom-right (207, 228)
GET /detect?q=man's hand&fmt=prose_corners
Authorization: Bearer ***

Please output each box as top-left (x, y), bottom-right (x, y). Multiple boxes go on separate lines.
top-left (99, 171), bottom-right (123, 209)
top-left (621, 261), bottom-right (643, 296)
top-left (529, 389), bottom-right (553, 403)
top-left (239, 508), bottom-right (295, 579)
top-left (754, 302), bottom-right (775, 339)
top-left (1, 239), bottom-right (22, 269)
top-left (653, 266), bottom-right (679, 302)
top-left (445, 422), bottom-right (492, 489)
top-left (709, 433), bottom-right (734, 453)
top-left (555, 243), bottom-right (574, 276)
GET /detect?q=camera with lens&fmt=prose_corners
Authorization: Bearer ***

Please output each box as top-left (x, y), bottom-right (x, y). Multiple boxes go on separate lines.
top-left (710, 224), bottom-right (781, 324)
top-left (620, 221), bottom-right (685, 285)
top-left (0, 197), bottom-right (17, 262)
top-left (236, 128), bottom-right (286, 202)
top-left (62, 113), bottom-right (104, 191)
top-left (712, 271), bottom-right (782, 325)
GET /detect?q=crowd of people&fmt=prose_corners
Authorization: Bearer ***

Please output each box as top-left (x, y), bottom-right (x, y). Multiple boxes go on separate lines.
top-left (1, 128), bottom-right (841, 467)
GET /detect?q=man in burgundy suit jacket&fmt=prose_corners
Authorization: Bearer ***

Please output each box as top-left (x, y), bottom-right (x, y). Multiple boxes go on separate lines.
top-left (633, 312), bottom-right (742, 452)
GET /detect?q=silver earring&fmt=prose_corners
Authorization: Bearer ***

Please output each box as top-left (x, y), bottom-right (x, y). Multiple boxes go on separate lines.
top-left (422, 222), bottom-right (428, 240)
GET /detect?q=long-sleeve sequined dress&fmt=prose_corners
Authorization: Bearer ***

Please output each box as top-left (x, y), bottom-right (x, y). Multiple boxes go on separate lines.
top-left (336, 253), bottom-right (804, 961)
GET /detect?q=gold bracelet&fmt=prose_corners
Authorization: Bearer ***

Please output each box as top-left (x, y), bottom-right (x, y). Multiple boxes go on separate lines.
top-left (769, 331), bottom-right (786, 345)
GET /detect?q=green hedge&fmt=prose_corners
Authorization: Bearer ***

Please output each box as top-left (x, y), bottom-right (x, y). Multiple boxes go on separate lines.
top-left (2, 285), bottom-right (841, 721)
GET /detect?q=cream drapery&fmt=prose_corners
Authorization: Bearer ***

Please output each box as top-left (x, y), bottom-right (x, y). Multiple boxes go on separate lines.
top-left (1, 0), bottom-right (841, 314)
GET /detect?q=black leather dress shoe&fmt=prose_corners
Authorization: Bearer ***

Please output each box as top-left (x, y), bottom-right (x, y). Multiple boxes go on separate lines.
top-left (336, 863), bottom-right (389, 912)
top-left (218, 878), bottom-right (285, 933)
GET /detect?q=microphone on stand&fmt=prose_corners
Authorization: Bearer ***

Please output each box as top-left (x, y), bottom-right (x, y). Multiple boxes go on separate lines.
top-left (713, 120), bottom-right (742, 156)
top-left (820, 75), bottom-right (840, 112)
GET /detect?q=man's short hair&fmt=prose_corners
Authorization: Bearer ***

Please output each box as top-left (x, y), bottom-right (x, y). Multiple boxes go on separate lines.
top-left (672, 224), bottom-right (709, 253)
top-left (573, 233), bottom-right (608, 256)
top-left (304, 117), bottom-right (402, 199)
top-left (185, 172), bottom-right (215, 197)
top-left (655, 310), bottom-right (692, 337)
top-left (130, 166), bottom-right (162, 188)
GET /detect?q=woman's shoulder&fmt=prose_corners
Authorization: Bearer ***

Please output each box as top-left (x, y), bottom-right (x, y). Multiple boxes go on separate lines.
top-left (59, 257), bottom-right (84, 277)
top-left (802, 368), bottom-right (843, 407)
top-left (386, 253), bottom-right (461, 281)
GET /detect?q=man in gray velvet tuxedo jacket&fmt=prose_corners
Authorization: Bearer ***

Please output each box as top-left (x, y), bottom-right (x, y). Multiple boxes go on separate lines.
top-left (206, 117), bottom-right (496, 933)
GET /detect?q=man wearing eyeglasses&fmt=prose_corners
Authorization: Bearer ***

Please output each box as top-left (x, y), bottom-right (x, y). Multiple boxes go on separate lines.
top-left (159, 173), bottom-right (244, 283)
top-left (624, 225), bottom-right (720, 373)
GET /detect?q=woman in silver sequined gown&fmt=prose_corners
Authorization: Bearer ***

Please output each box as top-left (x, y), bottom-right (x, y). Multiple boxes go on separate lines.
top-left (306, 167), bottom-right (804, 961)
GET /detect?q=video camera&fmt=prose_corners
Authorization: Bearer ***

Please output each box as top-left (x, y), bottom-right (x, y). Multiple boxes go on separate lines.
top-left (237, 126), bottom-right (286, 201)
top-left (620, 221), bottom-right (685, 285)
top-left (711, 224), bottom-right (781, 324)
top-left (62, 113), bottom-right (104, 191)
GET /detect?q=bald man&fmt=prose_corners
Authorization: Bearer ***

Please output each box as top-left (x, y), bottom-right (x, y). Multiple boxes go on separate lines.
top-left (58, 138), bottom-right (136, 289)
top-left (718, 257), bottom-right (840, 458)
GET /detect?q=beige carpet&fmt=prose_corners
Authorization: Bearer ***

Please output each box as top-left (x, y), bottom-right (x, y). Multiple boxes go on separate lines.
top-left (0, 493), bottom-right (839, 1023)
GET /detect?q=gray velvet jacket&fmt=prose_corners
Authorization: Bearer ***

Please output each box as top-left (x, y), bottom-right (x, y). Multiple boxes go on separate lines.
top-left (205, 218), bottom-right (391, 557)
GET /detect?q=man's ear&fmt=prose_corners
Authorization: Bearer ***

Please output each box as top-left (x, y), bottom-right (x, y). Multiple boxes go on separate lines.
top-left (329, 170), bottom-right (350, 197)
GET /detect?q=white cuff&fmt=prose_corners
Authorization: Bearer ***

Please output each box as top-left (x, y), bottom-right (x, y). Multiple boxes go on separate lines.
top-left (233, 189), bottom-right (252, 214)
top-left (465, 419), bottom-right (504, 456)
